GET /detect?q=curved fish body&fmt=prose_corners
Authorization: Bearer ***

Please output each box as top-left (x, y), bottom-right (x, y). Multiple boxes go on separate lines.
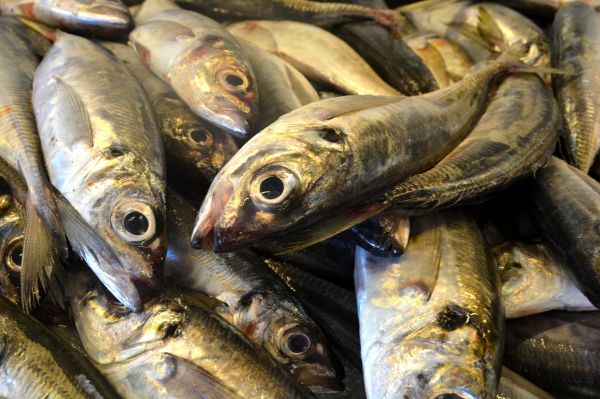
top-left (0, 295), bottom-right (120, 399)
top-left (494, 240), bottom-right (597, 319)
top-left (240, 40), bottom-right (319, 131)
top-left (130, 0), bottom-right (259, 138)
top-left (33, 32), bottom-right (167, 311)
top-left (551, 2), bottom-right (600, 172)
top-left (333, 21), bottom-right (439, 95)
top-left (385, 74), bottom-right (560, 211)
top-left (528, 157), bottom-right (600, 307)
top-left (0, 0), bottom-right (132, 39)
top-left (355, 211), bottom-right (503, 399)
top-left (192, 59), bottom-right (521, 251)
top-left (69, 272), bottom-right (314, 399)
top-left (228, 20), bottom-right (400, 96)
top-left (497, 367), bottom-right (554, 399)
top-left (505, 311), bottom-right (600, 398)
top-left (104, 42), bottom-right (238, 193)
top-left (166, 190), bottom-right (342, 393)
top-left (174, 0), bottom-right (400, 27)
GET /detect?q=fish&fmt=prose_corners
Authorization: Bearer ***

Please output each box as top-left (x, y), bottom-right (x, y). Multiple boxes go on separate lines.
top-left (239, 40), bottom-right (320, 131)
top-left (68, 271), bottom-right (315, 399)
top-left (405, 33), bottom-right (454, 88)
top-left (332, 21), bottom-right (439, 95)
top-left (504, 311), bottom-right (600, 398)
top-left (227, 20), bottom-right (401, 96)
top-left (33, 31), bottom-right (167, 311)
top-left (355, 211), bottom-right (503, 399)
top-left (497, 367), bottom-right (554, 399)
top-left (165, 190), bottom-right (343, 393)
top-left (0, 16), bottom-right (51, 57)
top-left (0, 0), bottom-right (132, 39)
top-left (192, 53), bottom-right (530, 252)
top-left (173, 0), bottom-right (401, 27)
top-left (130, 0), bottom-right (259, 138)
top-left (493, 240), bottom-right (597, 319)
top-left (103, 42), bottom-right (239, 196)
top-left (347, 213), bottom-right (410, 256)
top-left (527, 157), bottom-right (600, 308)
top-left (384, 74), bottom-right (560, 211)
top-left (551, 2), bottom-right (600, 172)
top-left (0, 174), bottom-right (24, 306)
top-left (0, 295), bottom-right (120, 399)
top-left (426, 34), bottom-right (474, 82)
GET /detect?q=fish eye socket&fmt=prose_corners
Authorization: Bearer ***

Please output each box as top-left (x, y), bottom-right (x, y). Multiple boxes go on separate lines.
top-left (111, 201), bottom-right (157, 243)
top-left (4, 240), bottom-right (23, 272)
top-left (251, 168), bottom-right (297, 208)
top-left (217, 68), bottom-right (249, 92)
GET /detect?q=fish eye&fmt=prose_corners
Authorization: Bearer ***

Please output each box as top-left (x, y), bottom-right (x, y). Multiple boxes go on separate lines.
top-left (111, 201), bottom-right (157, 243)
top-left (319, 127), bottom-right (345, 143)
top-left (280, 326), bottom-right (312, 357)
top-left (217, 67), bottom-right (249, 92)
top-left (250, 168), bottom-right (297, 208)
top-left (188, 127), bottom-right (213, 146)
top-left (4, 239), bottom-right (23, 272)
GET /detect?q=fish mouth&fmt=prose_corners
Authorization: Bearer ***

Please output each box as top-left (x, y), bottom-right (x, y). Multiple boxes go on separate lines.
top-left (191, 180), bottom-right (233, 249)
top-left (293, 367), bottom-right (345, 393)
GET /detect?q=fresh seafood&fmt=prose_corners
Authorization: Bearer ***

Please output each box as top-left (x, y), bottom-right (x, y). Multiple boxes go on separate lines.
top-left (131, 0), bottom-right (259, 137)
top-left (33, 31), bottom-right (167, 311)
top-left (355, 211), bottom-right (503, 399)
top-left (497, 367), bottom-right (554, 399)
top-left (228, 20), bottom-right (401, 96)
top-left (405, 33), bottom-right (453, 88)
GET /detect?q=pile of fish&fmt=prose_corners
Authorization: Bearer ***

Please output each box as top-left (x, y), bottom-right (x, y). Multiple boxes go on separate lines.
top-left (2, 0), bottom-right (600, 398)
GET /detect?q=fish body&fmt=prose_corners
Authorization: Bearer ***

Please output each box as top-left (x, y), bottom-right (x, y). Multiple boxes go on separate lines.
top-left (385, 74), bottom-right (560, 211)
top-left (0, 295), bottom-right (119, 399)
top-left (130, 0), bottom-right (259, 138)
top-left (497, 367), bottom-right (554, 399)
top-left (0, 0), bottom-right (132, 38)
top-left (33, 31), bottom-right (166, 311)
top-left (166, 190), bottom-right (342, 393)
top-left (551, 2), bottom-right (600, 172)
top-left (228, 20), bottom-right (400, 96)
top-left (355, 211), bottom-right (503, 399)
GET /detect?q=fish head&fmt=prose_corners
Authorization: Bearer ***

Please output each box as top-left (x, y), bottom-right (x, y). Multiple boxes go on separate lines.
top-left (168, 41), bottom-right (259, 138)
top-left (0, 193), bottom-right (23, 305)
top-left (49, 0), bottom-right (133, 38)
top-left (192, 123), bottom-right (350, 251)
top-left (68, 271), bottom-right (186, 365)
top-left (232, 289), bottom-right (344, 392)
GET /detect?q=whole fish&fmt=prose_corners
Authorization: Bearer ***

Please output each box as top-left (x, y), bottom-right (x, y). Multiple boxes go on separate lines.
top-left (551, 2), bottom-right (600, 172)
top-left (103, 42), bottom-right (239, 194)
top-left (385, 74), bottom-right (560, 211)
top-left (0, 295), bottom-right (120, 399)
top-left (33, 31), bottom-right (167, 311)
top-left (228, 20), bottom-right (400, 96)
top-left (68, 272), bottom-right (314, 399)
top-left (130, 0), bottom-right (259, 138)
top-left (405, 33), bottom-right (453, 88)
top-left (355, 211), bottom-right (503, 399)
top-left (498, 367), bottom-right (554, 399)
top-left (173, 0), bottom-right (401, 27)
top-left (505, 311), bottom-right (600, 398)
top-left (166, 190), bottom-right (342, 393)
top-left (0, 0), bottom-right (132, 39)
top-left (333, 21), bottom-right (439, 95)
top-left (192, 54), bottom-right (529, 251)
top-left (494, 240), bottom-right (597, 318)
top-left (239, 40), bottom-right (320, 130)
top-left (528, 157), bottom-right (600, 307)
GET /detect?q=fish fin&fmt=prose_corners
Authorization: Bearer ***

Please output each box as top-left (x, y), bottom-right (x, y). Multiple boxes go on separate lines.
top-left (53, 76), bottom-right (93, 147)
top-left (391, 215), bottom-right (410, 255)
top-left (445, 21), bottom-right (497, 53)
top-left (476, 6), bottom-right (505, 52)
top-left (20, 192), bottom-right (64, 313)
top-left (150, 354), bottom-right (244, 399)
top-left (275, 203), bottom-right (389, 253)
top-left (176, 288), bottom-right (228, 314)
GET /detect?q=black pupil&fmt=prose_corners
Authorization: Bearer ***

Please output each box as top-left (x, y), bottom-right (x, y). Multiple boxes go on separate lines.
top-left (435, 394), bottom-right (465, 399)
top-left (190, 130), bottom-right (208, 143)
top-left (10, 246), bottom-right (22, 266)
top-left (123, 211), bottom-right (149, 236)
top-left (287, 333), bottom-right (310, 354)
top-left (110, 148), bottom-right (124, 157)
top-left (260, 176), bottom-right (285, 200)
top-left (225, 74), bottom-right (244, 87)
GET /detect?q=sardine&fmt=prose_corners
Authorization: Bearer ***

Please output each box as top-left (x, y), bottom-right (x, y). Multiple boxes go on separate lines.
top-left (355, 211), bottom-right (503, 399)
top-left (227, 20), bottom-right (400, 96)
top-left (494, 240), bottom-right (597, 318)
top-left (385, 74), bottom-right (560, 211)
top-left (69, 272), bottom-right (314, 399)
top-left (527, 157), bottom-right (600, 307)
top-left (192, 55), bottom-right (528, 251)
top-left (239, 40), bottom-right (319, 131)
top-left (166, 190), bottom-right (342, 393)
top-left (0, 0), bottom-right (132, 39)
top-left (103, 42), bottom-right (239, 195)
top-left (0, 295), bottom-right (120, 399)
top-left (130, 0), bottom-right (259, 138)
top-left (505, 311), bottom-right (600, 398)
top-left (33, 31), bottom-right (167, 311)
top-left (551, 2), bottom-right (600, 172)
top-left (0, 16), bottom-right (51, 57)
